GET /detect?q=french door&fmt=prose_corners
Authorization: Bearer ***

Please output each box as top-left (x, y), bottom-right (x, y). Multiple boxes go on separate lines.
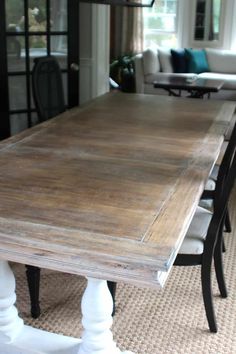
top-left (0, 0), bottom-right (79, 139)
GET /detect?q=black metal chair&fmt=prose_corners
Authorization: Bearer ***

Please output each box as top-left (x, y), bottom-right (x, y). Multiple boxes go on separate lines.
top-left (26, 56), bottom-right (116, 318)
top-left (174, 121), bottom-right (236, 332)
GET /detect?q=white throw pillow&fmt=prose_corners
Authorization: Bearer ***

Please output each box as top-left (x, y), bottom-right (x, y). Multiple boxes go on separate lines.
top-left (142, 48), bottom-right (160, 75)
top-left (206, 48), bottom-right (236, 74)
top-left (158, 48), bottom-right (174, 73)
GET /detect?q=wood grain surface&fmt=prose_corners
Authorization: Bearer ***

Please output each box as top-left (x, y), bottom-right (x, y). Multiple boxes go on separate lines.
top-left (0, 93), bottom-right (235, 288)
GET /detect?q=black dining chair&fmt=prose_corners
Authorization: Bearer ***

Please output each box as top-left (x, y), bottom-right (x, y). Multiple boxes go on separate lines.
top-left (174, 121), bottom-right (236, 332)
top-left (200, 122), bottom-right (236, 241)
top-left (26, 56), bottom-right (66, 318)
top-left (32, 56), bottom-right (66, 122)
top-left (200, 118), bottom-right (236, 234)
top-left (26, 56), bottom-right (116, 319)
top-left (200, 171), bottom-right (231, 254)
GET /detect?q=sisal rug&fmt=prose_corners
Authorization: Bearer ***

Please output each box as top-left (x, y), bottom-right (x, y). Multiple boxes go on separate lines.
top-left (13, 188), bottom-right (236, 354)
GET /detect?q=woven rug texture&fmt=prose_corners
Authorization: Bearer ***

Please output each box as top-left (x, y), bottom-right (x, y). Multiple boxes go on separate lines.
top-left (13, 188), bottom-right (236, 354)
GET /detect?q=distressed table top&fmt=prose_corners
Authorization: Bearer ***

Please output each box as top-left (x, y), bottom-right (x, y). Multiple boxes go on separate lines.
top-left (0, 93), bottom-right (235, 288)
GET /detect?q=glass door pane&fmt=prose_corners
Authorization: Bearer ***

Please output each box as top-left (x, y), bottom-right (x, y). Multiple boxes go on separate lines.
top-left (1, 0), bottom-right (79, 136)
top-left (6, 0), bottom-right (25, 31)
top-left (51, 0), bottom-right (68, 31)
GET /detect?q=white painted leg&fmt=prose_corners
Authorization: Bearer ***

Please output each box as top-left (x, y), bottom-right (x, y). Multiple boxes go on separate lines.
top-left (0, 260), bottom-right (24, 343)
top-left (0, 262), bottom-right (133, 354)
top-left (78, 277), bottom-right (134, 354)
top-left (0, 260), bottom-right (81, 354)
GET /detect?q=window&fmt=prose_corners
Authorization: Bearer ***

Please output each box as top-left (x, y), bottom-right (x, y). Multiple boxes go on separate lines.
top-left (213, 0), bottom-right (221, 39)
top-left (143, 0), bottom-right (178, 48)
top-left (194, 0), bottom-right (221, 41)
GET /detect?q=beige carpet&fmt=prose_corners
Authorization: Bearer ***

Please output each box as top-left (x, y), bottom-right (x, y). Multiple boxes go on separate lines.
top-left (14, 188), bottom-right (236, 354)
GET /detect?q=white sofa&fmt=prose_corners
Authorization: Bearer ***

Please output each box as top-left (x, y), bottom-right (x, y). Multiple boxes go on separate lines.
top-left (134, 47), bottom-right (236, 100)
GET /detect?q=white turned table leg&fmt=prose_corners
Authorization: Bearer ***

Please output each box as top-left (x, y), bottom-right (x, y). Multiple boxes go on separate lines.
top-left (78, 277), bottom-right (134, 354)
top-left (0, 260), bottom-right (24, 343)
top-left (0, 263), bottom-right (133, 354)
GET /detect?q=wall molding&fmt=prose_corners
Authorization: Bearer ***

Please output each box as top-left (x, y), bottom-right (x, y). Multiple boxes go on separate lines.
top-left (80, 58), bottom-right (94, 66)
top-left (91, 4), bottom-right (110, 99)
top-left (79, 4), bottom-right (110, 104)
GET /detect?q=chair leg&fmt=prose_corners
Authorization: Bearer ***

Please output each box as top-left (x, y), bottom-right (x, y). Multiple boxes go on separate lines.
top-left (222, 236), bottom-right (226, 253)
top-left (214, 234), bottom-right (228, 298)
top-left (25, 265), bottom-right (41, 319)
top-left (201, 257), bottom-right (217, 333)
top-left (224, 206), bottom-right (232, 233)
top-left (107, 281), bottom-right (117, 316)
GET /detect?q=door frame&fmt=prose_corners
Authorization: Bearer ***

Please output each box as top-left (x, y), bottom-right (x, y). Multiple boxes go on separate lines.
top-left (0, 1), bottom-right (10, 139)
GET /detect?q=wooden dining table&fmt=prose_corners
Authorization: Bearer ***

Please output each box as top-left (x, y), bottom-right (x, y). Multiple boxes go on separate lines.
top-left (0, 92), bottom-right (235, 354)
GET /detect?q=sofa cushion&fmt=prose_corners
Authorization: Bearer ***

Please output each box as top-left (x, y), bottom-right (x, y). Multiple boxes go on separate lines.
top-left (158, 48), bottom-right (174, 73)
top-left (198, 72), bottom-right (236, 89)
top-left (142, 48), bottom-right (160, 75)
top-left (206, 48), bottom-right (236, 74)
top-left (171, 48), bottom-right (188, 73)
top-left (178, 206), bottom-right (212, 255)
top-left (185, 48), bottom-right (209, 74)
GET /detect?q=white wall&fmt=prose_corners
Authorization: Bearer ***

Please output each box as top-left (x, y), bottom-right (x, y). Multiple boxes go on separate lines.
top-left (231, 0), bottom-right (236, 49)
top-left (225, 0), bottom-right (236, 49)
top-left (79, 3), bottom-right (110, 105)
top-left (177, 0), bottom-right (191, 48)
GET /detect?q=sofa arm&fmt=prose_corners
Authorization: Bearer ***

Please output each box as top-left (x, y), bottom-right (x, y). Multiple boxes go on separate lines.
top-left (134, 54), bottom-right (144, 93)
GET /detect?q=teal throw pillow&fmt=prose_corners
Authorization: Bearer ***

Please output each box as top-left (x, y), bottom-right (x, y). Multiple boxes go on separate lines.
top-left (185, 48), bottom-right (209, 74)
